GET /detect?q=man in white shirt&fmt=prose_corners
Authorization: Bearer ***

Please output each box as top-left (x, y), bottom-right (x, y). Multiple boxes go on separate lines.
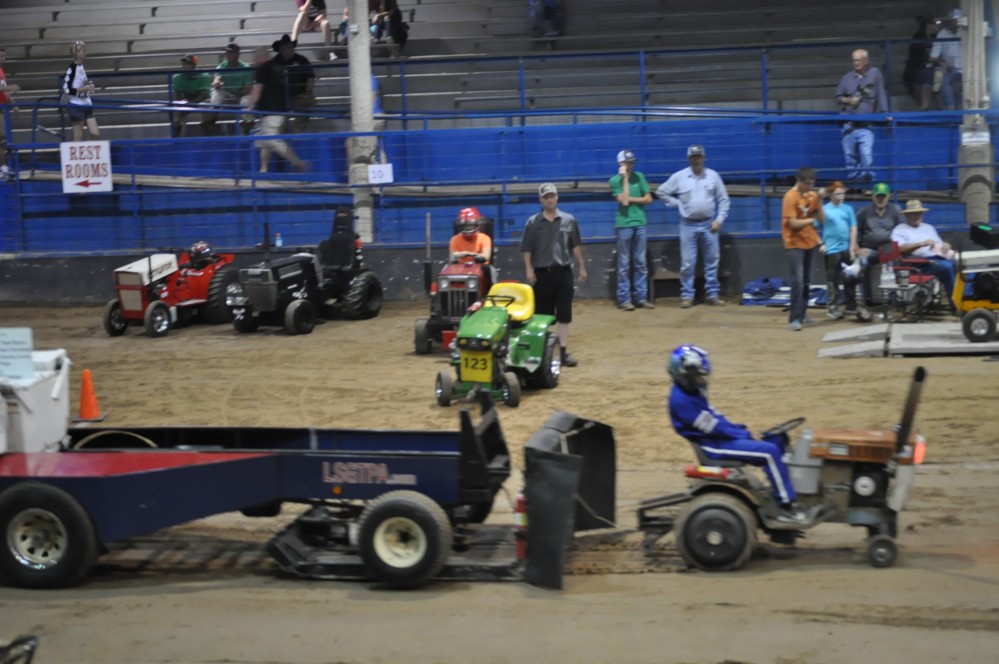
top-left (891, 199), bottom-right (956, 311)
top-left (656, 145), bottom-right (731, 308)
top-left (930, 9), bottom-right (963, 110)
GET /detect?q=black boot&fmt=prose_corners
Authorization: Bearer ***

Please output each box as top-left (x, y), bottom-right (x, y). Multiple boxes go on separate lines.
top-left (560, 347), bottom-right (577, 367)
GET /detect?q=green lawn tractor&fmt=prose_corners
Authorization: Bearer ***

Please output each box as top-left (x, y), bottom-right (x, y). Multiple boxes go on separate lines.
top-left (435, 282), bottom-right (560, 407)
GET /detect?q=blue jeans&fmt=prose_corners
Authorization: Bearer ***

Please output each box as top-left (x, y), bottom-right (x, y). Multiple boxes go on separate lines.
top-left (787, 247), bottom-right (816, 323)
top-left (679, 220), bottom-right (721, 300)
top-left (616, 225), bottom-right (648, 305)
top-left (842, 127), bottom-right (874, 182)
top-left (925, 256), bottom-right (956, 308)
top-left (940, 70), bottom-right (963, 110)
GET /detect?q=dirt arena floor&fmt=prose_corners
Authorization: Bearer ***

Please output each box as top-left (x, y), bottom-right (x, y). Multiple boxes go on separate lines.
top-left (2, 299), bottom-right (998, 663)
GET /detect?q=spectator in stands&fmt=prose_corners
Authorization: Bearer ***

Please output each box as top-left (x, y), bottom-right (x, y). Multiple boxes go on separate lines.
top-left (531, 0), bottom-right (566, 38)
top-left (335, 6), bottom-right (350, 44)
top-left (610, 149), bottom-right (653, 311)
top-left (656, 144), bottom-right (730, 308)
top-left (820, 181), bottom-right (859, 319)
top-left (781, 167), bottom-right (825, 332)
top-left (62, 41), bottom-right (100, 142)
top-left (170, 54), bottom-right (211, 138)
top-left (856, 182), bottom-right (903, 306)
top-left (521, 182), bottom-right (587, 367)
top-left (272, 34), bottom-right (317, 133)
top-left (834, 49), bottom-right (887, 186)
top-left (246, 46), bottom-right (310, 174)
top-left (930, 9), bottom-right (963, 111)
top-left (891, 199), bottom-right (957, 312)
top-left (903, 14), bottom-right (941, 110)
top-left (369, 0), bottom-right (406, 46)
top-left (0, 46), bottom-right (21, 180)
top-left (292, 0), bottom-right (333, 49)
top-left (206, 44), bottom-right (255, 136)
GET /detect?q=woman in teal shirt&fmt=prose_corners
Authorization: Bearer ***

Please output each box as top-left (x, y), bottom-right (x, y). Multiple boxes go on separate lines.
top-left (821, 181), bottom-right (860, 318)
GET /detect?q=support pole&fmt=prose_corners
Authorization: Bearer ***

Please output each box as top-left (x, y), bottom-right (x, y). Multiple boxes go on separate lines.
top-left (957, 0), bottom-right (992, 226)
top-left (348, 0), bottom-right (376, 242)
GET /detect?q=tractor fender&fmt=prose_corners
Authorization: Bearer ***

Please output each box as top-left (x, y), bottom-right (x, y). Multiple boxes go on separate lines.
top-left (687, 481), bottom-right (763, 524)
top-left (524, 314), bottom-right (557, 336)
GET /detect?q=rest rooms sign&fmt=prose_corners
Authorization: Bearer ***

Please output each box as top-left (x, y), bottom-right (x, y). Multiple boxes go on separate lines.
top-left (60, 141), bottom-right (113, 193)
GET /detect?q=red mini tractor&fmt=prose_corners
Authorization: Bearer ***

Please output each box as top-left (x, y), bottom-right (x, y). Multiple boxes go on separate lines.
top-left (102, 242), bottom-right (238, 338)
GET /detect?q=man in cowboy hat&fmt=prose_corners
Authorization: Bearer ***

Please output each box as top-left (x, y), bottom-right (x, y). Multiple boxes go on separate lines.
top-left (245, 44), bottom-right (310, 173)
top-left (271, 33), bottom-right (316, 133)
top-left (891, 199), bottom-right (957, 311)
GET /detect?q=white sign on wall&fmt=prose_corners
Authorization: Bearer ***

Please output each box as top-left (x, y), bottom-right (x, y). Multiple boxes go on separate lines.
top-left (60, 140), bottom-right (113, 193)
top-left (368, 163), bottom-right (394, 185)
top-left (0, 328), bottom-right (34, 380)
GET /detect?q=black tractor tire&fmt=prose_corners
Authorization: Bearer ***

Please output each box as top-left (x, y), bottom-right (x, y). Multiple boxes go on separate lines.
top-left (284, 299), bottom-right (317, 335)
top-left (435, 371), bottom-right (454, 407)
top-left (201, 265), bottom-right (238, 324)
top-left (502, 371), bottom-right (521, 407)
top-left (962, 308), bottom-right (997, 343)
top-left (232, 306), bottom-right (260, 333)
top-left (527, 334), bottom-right (560, 389)
top-left (356, 490), bottom-right (453, 589)
top-left (0, 482), bottom-right (99, 589)
top-left (414, 317), bottom-right (433, 355)
top-left (342, 271), bottom-right (384, 320)
top-left (102, 298), bottom-right (128, 337)
top-left (867, 534), bottom-right (898, 568)
top-left (144, 301), bottom-right (171, 338)
top-left (675, 493), bottom-right (757, 572)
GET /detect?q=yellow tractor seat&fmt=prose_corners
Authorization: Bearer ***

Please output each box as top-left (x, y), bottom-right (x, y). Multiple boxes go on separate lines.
top-left (485, 282), bottom-right (535, 322)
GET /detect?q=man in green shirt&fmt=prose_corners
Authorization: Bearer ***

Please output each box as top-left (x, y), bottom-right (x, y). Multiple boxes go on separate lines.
top-left (205, 43), bottom-right (255, 135)
top-left (609, 149), bottom-right (654, 311)
top-left (171, 54), bottom-right (211, 137)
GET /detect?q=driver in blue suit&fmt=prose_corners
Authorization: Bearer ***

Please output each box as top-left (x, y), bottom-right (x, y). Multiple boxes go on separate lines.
top-left (667, 343), bottom-right (816, 525)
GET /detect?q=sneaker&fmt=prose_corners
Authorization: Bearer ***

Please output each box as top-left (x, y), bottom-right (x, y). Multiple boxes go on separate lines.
top-left (329, 52), bottom-right (338, 61)
top-left (802, 316), bottom-right (817, 325)
top-left (775, 506), bottom-right (813, 526)
top-left (620, 302), bottom-right (635, 311)
top-left (789, 320), bottom-right (802, 331)
top-left (827, 308), bottom-right (844, 320)
top-left (706, 297), bottom-right (726, 306)
top-left (680, 299), bottom-right (693, 309)
top-left (636, 300), bottom-right (655, 309)
top-left (560, 352), bottom-right (578, 367)
top-left (843, 308), bottom-right (857, 316)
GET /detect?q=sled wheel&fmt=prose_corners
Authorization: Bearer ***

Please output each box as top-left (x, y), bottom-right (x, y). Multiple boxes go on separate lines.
top-left (502, 371), bottom-right (521, 407)
top-left (414, 317), bottom-right (433, 355)
top-left (284, 299), bottom-right (317, 335)
top-left (675, 493), bottom-right (757, 571)
top-left (962, 308), bottom-right (997, 343)
top-left (232, 305), bottom-right (259, 333)
top-left (143, 301), bottom-right (171, 337)
top-left (435, 371), bottom-right (453, 407)
top-left (201, 265), bottom-right (239, 324)
top-left (357, 490), bottom-right (452, 588)
top-left (867, 534), bottom-right (898, 568)
top-left (528, 334), bottom-right (560, 389)
top-left (343, 271), bottom-right (384, 320)
top-left (0, 483), bottom-right (99, 589)
top-left (102, 299), bottom-right (127, 337)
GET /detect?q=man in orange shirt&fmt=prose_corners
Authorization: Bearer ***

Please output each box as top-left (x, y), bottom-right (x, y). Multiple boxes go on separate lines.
top-left (781, 167), bottom-right (826, 331)
top-left (449, 207), bottom-right (492, 264)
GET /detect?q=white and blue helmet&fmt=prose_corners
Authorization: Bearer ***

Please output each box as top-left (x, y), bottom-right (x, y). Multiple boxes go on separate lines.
top-left (667, 344), bottom-right (711, 391)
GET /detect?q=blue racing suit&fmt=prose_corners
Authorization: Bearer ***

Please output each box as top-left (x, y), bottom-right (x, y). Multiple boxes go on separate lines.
top-left (669, 384), bottom-right (796, 505)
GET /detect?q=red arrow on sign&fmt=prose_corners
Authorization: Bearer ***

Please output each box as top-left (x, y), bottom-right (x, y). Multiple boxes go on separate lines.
top-left (74, 180), bottom-right (103, 188)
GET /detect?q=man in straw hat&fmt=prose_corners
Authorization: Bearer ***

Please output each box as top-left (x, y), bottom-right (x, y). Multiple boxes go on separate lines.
top-left (890, 199), bottom-right (957, 312)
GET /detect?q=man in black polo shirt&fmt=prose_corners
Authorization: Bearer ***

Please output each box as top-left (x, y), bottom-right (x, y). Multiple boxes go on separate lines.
top-left (246, 43), bottom-right (309, 174)
top-left (521, 183), bottom-right (587, 367)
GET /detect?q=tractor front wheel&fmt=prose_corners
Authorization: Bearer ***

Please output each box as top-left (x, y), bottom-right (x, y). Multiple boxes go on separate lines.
top-left (284, 299), bottom-right (317, 335)
top-left (0, 483), bottom-right (99, 589)
top-left (357, 491), bottom-right (452, 588)
top-left (962, 308), bottom-right (997, 343)
top-left (675, 493), bottom-right (757, 571)
top-left (144, 301), bottom-right (171, 338)
top-left (102, 299), bottom-right (127, 337)
top-left (435, 371), bottom-right (453, 407)
top-left (414, 318), bottom-right (433, 355)
top-left (232, 306), bottom-right (260, 333)
top-left (867, 534), bottom-right (898, 568)
top-left (502, 371), bottom-right (521, 407)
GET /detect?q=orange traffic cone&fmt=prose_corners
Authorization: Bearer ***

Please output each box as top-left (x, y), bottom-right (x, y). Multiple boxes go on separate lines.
top-left (74, 369), bottom-right (107, 422)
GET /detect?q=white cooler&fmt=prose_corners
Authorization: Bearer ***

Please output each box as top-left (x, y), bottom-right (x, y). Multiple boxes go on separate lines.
top-left (0, 349), bottom-right (72, 454)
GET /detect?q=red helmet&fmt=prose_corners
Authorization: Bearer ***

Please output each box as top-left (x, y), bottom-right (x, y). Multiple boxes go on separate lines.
top-left (189, 241), bottom-right (213, 266)
top-left (457, 207), bottom-right (482, 236)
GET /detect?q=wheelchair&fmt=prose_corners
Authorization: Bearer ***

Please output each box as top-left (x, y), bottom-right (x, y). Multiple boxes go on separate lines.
top-left (877, 242), bottom-right (949, 322)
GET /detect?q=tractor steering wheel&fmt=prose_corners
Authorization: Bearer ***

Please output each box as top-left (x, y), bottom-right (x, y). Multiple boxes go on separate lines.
top-left (760, 417), bottom-right (806, 438)
top-left (486, 294), bottom-right (517, 308)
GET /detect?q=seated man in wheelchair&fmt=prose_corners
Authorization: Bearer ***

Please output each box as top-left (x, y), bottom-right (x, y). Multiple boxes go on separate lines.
top-left (890, 199), bottom-right (957, 313)
top-left (667, 344), bottom-right (819, 525)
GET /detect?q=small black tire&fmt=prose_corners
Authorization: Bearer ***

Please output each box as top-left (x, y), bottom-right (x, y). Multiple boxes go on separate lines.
top-left (343, 271), bottom-right (384, 320)
top-left (502, 371), bottom-right (521, 407)
top-left (144, 301), bottom-right (171, 338)
top-left (232, 306), bottom-right (260, 333)
top-left (675, 493), bottom-right (757, 572)
top-left (284, 299), bottom-right (317, 335)
top-left (357, 490), bottom-right (453, 588)
top-left (102, 298), bottom-right (128, 337)
top-left (962, 308), bottom-right (997, 343)
top-left (201, 265), bottom-right (238, 324)
top-left (867, 534), bottom-right (898, 568)
top-left (528, 334), bottom-right (560, 389)
top-left (414, 318), bottom-right (433, 355)
top-left (0, 482), bottom-right (99, 589)
top-left (435, 371), bottom-right (453, 407)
